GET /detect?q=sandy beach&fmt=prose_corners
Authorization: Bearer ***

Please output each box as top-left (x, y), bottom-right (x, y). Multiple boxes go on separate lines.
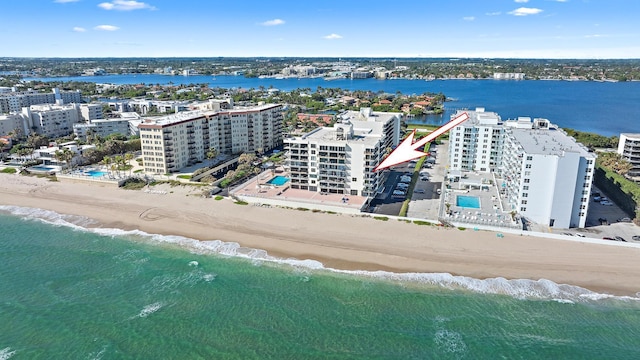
top-left (1, 173), bottom-right (640, 296)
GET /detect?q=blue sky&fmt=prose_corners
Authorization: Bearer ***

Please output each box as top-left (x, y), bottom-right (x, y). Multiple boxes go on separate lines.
top-left (3, 0), bottom-right (640, 58)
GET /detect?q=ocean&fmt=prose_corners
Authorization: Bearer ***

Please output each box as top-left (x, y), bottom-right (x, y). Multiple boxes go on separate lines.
top-left (1, 206), bottom-right (640, 359)
top-left (25, 74), bottom-right (640, 136)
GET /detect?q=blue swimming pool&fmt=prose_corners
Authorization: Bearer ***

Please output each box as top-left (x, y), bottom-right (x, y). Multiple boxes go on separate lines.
top-left (266, 175), bottom-right (290, 186)
top-left (85, 170), bottom-right (109, 178)
top-left (29, 165), bottom-right (56, 172)
top-left (456, 195), bottom-right (481, 209)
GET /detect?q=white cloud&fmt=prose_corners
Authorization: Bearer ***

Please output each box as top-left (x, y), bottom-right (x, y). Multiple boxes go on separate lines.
top-left (54, 0), bottom-right (80, 3)
top-left (514, 0), bottom-right (529, 3)
top-left (509, 7), bottom-right (543, 16)
top-left (94, 25), bottom-right (120, 31)
top-left (260, 19), bottom-right (285, 26)
top-left (72, 27), bottom-right (86, 32)
top-left (463, 16), bottom-right (475, 21)
top-left (486, 11), bottom-right (501, 16)
top-left (98, 0), bottom-right (155, 11)
top-left (323, 33), bottom-right (343, 40)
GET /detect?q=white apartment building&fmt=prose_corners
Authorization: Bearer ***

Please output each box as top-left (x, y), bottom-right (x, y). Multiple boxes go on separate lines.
top-left (617, 133), bottom-right (640, 180)
top-left (79, 103), bottom-right (104, 121)
top-left (284, 108), bottom-right (401, 197)
top-left (139, 104), bottom-right (283, 174)
top-left (22, 104), bottom-right (81, 138)
top-left (448, 108), bottom-right (596, 228)
top-left (0, 113), bottom-right (27, 137)
top-left (449, 108), bottom-right (504, 173)
top-left (73, 118), bottom-right (132, 140)
top-left (0, 88), bottom-right (82, 113)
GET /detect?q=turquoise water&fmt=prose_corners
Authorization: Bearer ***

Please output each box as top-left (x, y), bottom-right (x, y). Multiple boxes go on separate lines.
top-left (267, 175), bottom-right (290, 186)
top-left (85, 170), bottom-right (108, 178)
top-left (1, 206), bottom-right (640, 359)
top-left (29, 166), bottom-right (56, 172)
top-left (456, 195), bottom-right (480, 209)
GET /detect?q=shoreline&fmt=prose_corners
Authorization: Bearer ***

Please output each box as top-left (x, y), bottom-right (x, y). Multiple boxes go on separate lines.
top-left (2, 173), bottom-right (640, 297)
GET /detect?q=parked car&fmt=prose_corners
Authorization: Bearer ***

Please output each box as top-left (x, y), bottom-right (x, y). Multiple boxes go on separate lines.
top-left (615, 236), bottom-right (627, 242)
top-left (632, 235), bottom-right (640, 241)
top-left (617, 217), bottom-right (632, 223)
top-left (603, 237), bottom-right (616, 241)
top-left (392, 190), bottom-right (406, 197)
top-left (396, 184), bottom-right (409, 190)
top-left (420, 177), bottom-right (429, 181)
top-left (593, 196), bottom-right (601, 201)
top-left (592, 192), bottom-right (601, 198)
top-left (600, 200), bottom-right (613, 206)
top-left (400, 177), bottom-right (412, 183)
top-left (414, 189), bottom-right (425, 194)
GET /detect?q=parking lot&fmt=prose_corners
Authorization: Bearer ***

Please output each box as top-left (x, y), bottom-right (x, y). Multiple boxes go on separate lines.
top-left (367, 142), bottom-right (445, 219)
top-left (559, 186), bottom-right (640, 243)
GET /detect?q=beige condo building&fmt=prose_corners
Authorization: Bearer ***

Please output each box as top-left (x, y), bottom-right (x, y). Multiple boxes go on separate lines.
top-left (139, 104), bottom-right (282, 174)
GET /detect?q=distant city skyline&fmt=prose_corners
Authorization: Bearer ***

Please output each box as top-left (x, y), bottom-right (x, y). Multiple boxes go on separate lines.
top-left (3, 0), bottom-right (640, 59)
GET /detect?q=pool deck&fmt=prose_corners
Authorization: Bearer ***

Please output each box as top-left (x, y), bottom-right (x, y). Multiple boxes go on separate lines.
top-left (231, 168), bottom-right (368, 213)
top-left (441, 171), bottom-right (521, 229)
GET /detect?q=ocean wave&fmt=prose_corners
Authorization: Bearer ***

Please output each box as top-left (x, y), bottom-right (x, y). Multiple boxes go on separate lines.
top-left (0, 348), bottom-right (16, 360)
top-left (137, 302), bottom-right (163, 318)
top-left (2, 205), bottom-right (639, 304)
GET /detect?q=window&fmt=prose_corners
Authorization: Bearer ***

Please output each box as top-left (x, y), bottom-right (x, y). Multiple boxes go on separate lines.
top-left (522, 193), bottom-right (528, 197)
top-left (526, 156), bottom-right (533, 161)
top-left (521, 200), bottom-right (527, 205)
top-left (523, 186), bottom-right (529, 190)
top-left (520, 207), bottom-right (527, 212)
top-left (525, 164), bottom-right (532, 169)
top-left (524, 178), bottom-right (530, 183)
top-left (352, 177), bottom-right (357, 182)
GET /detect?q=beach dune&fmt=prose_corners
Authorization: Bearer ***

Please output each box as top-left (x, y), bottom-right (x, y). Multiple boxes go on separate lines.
top-left (1, 173), bottom-right (640, 296)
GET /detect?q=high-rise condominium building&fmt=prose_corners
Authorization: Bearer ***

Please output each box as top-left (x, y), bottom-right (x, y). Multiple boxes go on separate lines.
top-left (448, 108), bottom-right (596, 228)
top-left (139, 104), bottom-right (282, 174)
top-left (284, 108), bottom-right (401, 197)
top-left (617, 133), bottom-right (640, 181)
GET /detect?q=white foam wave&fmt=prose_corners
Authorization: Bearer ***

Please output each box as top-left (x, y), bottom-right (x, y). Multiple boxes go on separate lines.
top-left (137, 302), bottom-right (163, 318)
top-left (2, 205), bottom-right (639, 304)
top-left (188, 261), bottom-right (199, 267)
top-left (0, 348), bottom-right (16, 360)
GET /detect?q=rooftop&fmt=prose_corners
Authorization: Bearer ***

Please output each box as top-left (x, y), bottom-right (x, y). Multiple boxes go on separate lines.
top-left (510, 127), bottom-right (595, 158)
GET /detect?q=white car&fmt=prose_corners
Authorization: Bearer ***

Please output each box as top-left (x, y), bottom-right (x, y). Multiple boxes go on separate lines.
top-left (600, 200), bottom-right (613, 206)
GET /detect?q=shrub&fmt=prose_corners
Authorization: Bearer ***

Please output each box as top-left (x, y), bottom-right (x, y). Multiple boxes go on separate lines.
top-left (374, 216), bottom-right (389, 221)
top-left (1, 168), bottom-right (17, 174)
top-left (214, 195), bottom-right (224, 200)
top-left (234, 200), bottom-right (249, 205)
top-left (413, 220), bottom-right (432, 226)
top-left (177, 175), bottom-right (191, 179)
top-left (457, 227), bottom-right (466, 231)
top-left (296, 207), bottom-right (310, 211)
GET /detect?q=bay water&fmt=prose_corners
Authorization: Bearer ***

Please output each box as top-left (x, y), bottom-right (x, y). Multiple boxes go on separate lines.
top-left (1, 206), bottom-right (640, 359)
top-left (26, 74), bottom-right (640, 136)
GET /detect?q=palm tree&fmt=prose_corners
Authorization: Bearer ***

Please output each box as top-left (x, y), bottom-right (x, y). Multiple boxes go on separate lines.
top-left (102, 156), bottom-right (112, 175)
top-left (124, 153), bottom-right (134, 176)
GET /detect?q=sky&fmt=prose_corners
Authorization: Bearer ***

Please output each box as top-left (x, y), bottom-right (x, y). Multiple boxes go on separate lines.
top-left (3, 0), bottom-right (640, 59)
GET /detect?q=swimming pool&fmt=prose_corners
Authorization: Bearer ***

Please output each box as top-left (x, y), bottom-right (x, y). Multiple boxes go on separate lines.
top-left (29, 165), bottom-right (56, 172)
top-left (85, 170), bottom-right (109, 178)
top-left (266, 175), bottom-right (290, 186)
top-left (456, 195), bottom-right (481, 209)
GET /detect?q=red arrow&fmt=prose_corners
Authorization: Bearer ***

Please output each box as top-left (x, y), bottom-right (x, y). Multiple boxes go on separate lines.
top-left (374, 111), bottom-right (469, 171)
